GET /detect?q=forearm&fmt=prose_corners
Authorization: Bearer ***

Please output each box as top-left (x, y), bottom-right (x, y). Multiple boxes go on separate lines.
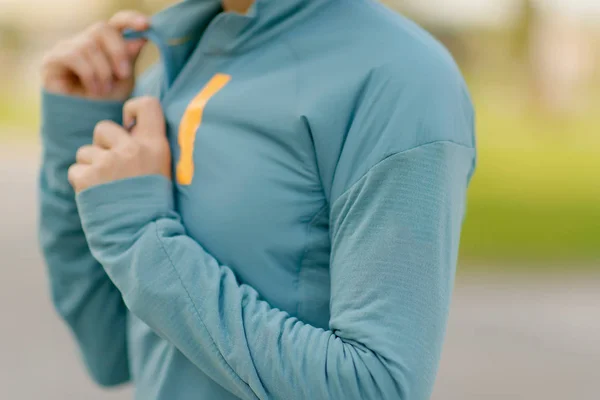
top-left (39, 91), bottom-right (130, 386)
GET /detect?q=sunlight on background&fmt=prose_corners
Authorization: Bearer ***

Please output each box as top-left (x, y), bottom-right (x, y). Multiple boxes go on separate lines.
top-left (0, 1), bottom-right (598, 400)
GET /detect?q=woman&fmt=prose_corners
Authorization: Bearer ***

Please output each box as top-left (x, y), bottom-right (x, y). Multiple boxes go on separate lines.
top-left (39, 0), bottom-right (476, 399)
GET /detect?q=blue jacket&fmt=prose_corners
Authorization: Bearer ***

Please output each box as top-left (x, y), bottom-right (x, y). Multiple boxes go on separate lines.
top-left (39, 0), bottom-right (476, 399)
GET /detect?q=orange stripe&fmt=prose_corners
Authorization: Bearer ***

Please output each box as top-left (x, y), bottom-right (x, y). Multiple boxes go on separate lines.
top-left (176, 73), bottom-right (231, 185)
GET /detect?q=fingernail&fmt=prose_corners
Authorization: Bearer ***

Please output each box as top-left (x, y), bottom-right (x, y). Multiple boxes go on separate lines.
top-left (136, 16), bottom-right (148, 26)
top-left (120, 61), bottom-right (130, 78)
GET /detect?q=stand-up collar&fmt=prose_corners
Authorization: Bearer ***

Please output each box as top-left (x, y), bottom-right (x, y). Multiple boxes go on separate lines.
top-left (151, 0), bottom-right (333, 55)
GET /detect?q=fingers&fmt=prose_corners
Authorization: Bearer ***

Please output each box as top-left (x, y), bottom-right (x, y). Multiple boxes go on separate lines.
top-left (42, 11), bottom-right (149, 98)
top-left (109, 11), bottom-right (150, 68)
top-left (89, 17), bottom-right (149, 81)
top-left (79, 13), bottom-right (148, 87)
top-left (83, 40), bottom-right (114, 94)
top-left (59, 49), bottom-right (98, 94)
top-left (108, 10), bottom-right (149, 31)
top-left (123, 97), bottom-right (165, 138)
top-left (93, 120), bottom-right (130, 149)
top-left (76, 144), bottom-right (107, 165)
top-left (87, 22), bottom-right (130, 80)
top-left (67, 163), bottom-right (90, 193)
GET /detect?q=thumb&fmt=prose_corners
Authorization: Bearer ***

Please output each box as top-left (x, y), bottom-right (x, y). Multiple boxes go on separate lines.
top-left (109, 10), bottom-right (149, 32)
top-left (109, 11), bottom-right (150, 63)
top-left (123, 97), bottom-right (166, 139)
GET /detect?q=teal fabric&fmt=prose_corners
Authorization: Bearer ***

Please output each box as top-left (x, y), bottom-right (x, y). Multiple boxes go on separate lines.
top-left (39, 0), bottom-right (476, 399)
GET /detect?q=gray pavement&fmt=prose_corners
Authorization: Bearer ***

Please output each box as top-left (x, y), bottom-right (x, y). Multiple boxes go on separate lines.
top-left (1, 141), bottom-right (598, 400)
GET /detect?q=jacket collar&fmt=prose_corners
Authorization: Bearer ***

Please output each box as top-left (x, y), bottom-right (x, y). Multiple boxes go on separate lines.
top-left (151, 0), bottom-right (332, 54)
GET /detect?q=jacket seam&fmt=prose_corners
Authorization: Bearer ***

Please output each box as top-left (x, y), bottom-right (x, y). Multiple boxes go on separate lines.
top-left (153, 221), bottom-right (260, 400)
top-left (330, 140), bottom-right (475, 212)
top-left (294, 203), bottom-right (329, 318)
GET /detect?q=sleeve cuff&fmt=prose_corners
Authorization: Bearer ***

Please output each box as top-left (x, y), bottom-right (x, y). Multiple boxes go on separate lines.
top-left (76, 175), bottom-right (175, 244)
top-left (41, 90), bottom-right (124, 147)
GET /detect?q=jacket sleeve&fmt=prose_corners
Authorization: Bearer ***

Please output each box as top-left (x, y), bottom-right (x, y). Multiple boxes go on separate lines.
top-left (75, 140), bottom-right (474, 399)
top-left (74, 53), bottom-right (476, 399)
top-left (38, 91), bottom-right (130, 387)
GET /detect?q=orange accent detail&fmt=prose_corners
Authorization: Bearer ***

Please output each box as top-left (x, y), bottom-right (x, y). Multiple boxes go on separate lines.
top-left (176, 73), bottom-right (231, 185)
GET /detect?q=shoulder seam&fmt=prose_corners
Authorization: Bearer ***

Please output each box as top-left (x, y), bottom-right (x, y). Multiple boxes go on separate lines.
top-left (331, 140), bottom-right (475, 208)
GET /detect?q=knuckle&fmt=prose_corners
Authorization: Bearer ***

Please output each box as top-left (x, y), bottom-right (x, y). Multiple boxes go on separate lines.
top-left (110, 10), bottom-right (126, 19)
top-left (122, 141), bottom-right (140, 158)
top-left (139, 96), bottom-right (160, 109)
top-left (79, 35), bottom-right (94, 47)
top-left (97, 120), bottom-right (112, 130)
top-left (40, 52), bottom-right (56, 69)
top-left (80, 70), bottom-right (94, 82)
top-left (146, 96), bottom-right (160, 105)
top-left (112, 46), bottom-right (128, 60)
top-left (106, 148), bottom-right (120, 160)
top-left (93, 121), bottom-right (110, 138)
top-left (74, 58), bottom-right (94, 78)
top-left (150, 142), bottom-right (168, 158)
top-left (97, 67), bottom-right (112, 80)
top-left (62, 45), bottom-right (80, 60)
top-left (123, 97), bottom-right (136, 108)
top-left (95, 152), bottom-right (112, 168)
top-left (96, 156), bottom-right (112, 171)
top-left (89, 21), bottom-right (108, 35)
top-left (108, 150), bottom-right (120, 164)
top-left (153, 138), bottom-right (168, 150)
top-left (83, 38), bottom-right (99, 54)
top-left (67, 165), bottom-right (81, 182)
top-left (41, 41), bottom-right (69, 66)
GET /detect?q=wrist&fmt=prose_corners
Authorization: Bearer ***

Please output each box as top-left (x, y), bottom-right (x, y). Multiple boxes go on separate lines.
top-left (41, 90), bottom-right (125, 149)
top-left (76, 175), bottom-right (175, 244)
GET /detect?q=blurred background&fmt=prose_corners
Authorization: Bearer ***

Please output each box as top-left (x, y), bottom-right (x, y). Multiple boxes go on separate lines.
top-left (0, 0), bottom-right (598, 399)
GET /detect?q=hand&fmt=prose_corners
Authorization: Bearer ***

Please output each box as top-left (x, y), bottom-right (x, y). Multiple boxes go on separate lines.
top-left (68, 97), bottom-right (171, 193)
top-left (41, 11), bottom-right (150, 101)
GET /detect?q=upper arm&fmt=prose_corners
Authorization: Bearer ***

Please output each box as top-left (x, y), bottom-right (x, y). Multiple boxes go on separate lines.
top-left (328, 141), bottom-right (474, 399)
top-left (325, 52), bottom-right (476, 399)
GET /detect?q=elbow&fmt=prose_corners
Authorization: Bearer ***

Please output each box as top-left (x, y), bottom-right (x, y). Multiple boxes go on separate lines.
top-left (373, 370), bottom-right (411, 400)
top-left (363, 351), bottom-right (436, 400)
top-left (332, 341), bottom-right (432, 400)
top-left (75, 338), bottom-right (131, 389)
top-left (353, 364), bottom-right (425, 400)
top-left (370, 364), bottom-right (434, 400)
top-left (50, 290), bottom-right (131, 389)
top-left (86, 364), bottom-right (130, 388)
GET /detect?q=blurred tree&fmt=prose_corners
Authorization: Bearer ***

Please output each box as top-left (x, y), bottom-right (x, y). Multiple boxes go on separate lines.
top-left (0, 21), bottom-right (27, 93)
top-left (0, 21), bottom-right (26, 52)
top-left (0, 20), bottom-right (27, 108)
top-left (512, 0), bottom-right (536, 61)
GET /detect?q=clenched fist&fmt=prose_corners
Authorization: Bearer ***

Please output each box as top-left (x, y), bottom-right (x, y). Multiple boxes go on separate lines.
top-left (68, 97), bottom-right (171, 193)
top-left (41, 11), bottom-right (149, 101)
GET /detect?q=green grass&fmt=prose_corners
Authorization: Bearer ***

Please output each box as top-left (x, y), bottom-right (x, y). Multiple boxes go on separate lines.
top-left (458, 95), bottom-right (600, 269)
top-left (0, 96), bottom-right (39, 133)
